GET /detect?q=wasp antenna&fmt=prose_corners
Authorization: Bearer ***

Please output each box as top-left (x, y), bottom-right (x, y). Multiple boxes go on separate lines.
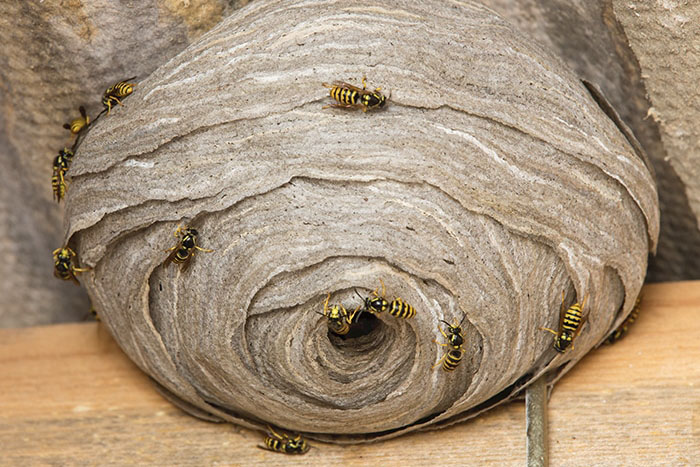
top-left (439, 319), bottom-right (452, 327)
top-left (458, 313), bottom-right (468, 327)
top-left (354, 288), bottom-right (365, 300)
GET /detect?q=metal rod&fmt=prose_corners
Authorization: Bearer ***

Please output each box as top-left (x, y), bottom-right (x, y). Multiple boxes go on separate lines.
top-left (526, 376), bottom-right (549, 467)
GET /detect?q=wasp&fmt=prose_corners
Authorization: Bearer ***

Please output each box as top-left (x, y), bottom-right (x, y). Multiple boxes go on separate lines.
top-left (52, 171), bottom-right (67, 202)
top-left (356, 279), bottom-right (416, 319)
top-left (259, 425), bottom-right (310, 455)
top-left (63, 106), bottom-right (90, 135)
top-left (606, 295), bottom-right (641, 344)
top-left (53, 247), bottom-right (89, 285)
top-left (322, 76), bottom-right (388, 112)
top-left (51, 148), bottom-right (74, 202)
top-left (316, 293), bottom-right (361, 336)
top-left (540, 291), bottom-right (587, 353)
top-left (102, 77), bottom-right (137, 114)
top-left (432, 315), bottom-right (467, 372)
top-left (53, 148), bottom-right (74, 172)
top-left (164, 225), bottom-right (213, 271)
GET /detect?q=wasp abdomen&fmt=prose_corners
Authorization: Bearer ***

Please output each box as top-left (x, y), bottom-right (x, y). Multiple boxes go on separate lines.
top-left (388, 298), bottom-right (415, 319)
top-left (102, 77), bottom-right (137, 114)
top-left (330, 86), bottom-right (358, 105)
top-left (443, 349), bottom-right (464, 372)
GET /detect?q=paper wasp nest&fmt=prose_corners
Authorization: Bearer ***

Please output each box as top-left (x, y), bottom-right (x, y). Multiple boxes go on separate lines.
top-left (64, 0), bottom-right (659, 442)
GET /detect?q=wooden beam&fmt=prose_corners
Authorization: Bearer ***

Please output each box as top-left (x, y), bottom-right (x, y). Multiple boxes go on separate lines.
top-left (1, 281), bottom-right (698, 465)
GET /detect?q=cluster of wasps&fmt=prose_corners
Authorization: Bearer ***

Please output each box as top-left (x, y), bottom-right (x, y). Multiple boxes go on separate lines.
top-left (51, 77), bottom-right (149, 297)
top-left (51, 77), bottom-right (137, 203)
top-left (318, 279), bottom-right (416, 337)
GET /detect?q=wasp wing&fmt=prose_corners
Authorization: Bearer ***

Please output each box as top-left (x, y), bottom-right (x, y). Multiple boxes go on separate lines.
top-left (331, 81), bottom-right (368, 94)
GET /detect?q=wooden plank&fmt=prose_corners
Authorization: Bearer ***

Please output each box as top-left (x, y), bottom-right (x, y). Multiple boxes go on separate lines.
top-left (0, 281), bottom-right (698, 465)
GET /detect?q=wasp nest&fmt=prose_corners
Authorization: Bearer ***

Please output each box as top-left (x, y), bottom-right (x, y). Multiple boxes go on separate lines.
top-left (64, 0), bottom-right (658, 442)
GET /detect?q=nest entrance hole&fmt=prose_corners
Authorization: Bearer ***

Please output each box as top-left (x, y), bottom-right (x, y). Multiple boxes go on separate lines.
top-left (327, 311), bottom-right (382, 348)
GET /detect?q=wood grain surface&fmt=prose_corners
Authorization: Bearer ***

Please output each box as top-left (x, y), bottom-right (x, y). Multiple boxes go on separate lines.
top-left (1, 281), bottom-right (698, 466)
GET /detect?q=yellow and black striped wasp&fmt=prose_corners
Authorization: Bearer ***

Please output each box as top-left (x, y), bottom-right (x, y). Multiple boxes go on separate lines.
top-left (63, 106), bottom-right (90, 135)
top-left (356, 279), bottom-right (416, 319)
top-left (322, 76), bottom-right (388, 112)
top-left (164, 225), bottom-right (213, 271)
top-left (540, 291), bottom-right (587, 353)
top-left (606, 295), bottom-right (641, 344)
top-left (53, 246), bottom-right (89, 285)
top-left (102, 77), bottom-right (137, 115)
top-left (316, 293), bottom-right (361, 336)
top-left (52, 171), bottom-right (67, 202)
top-left (51, 148), bottom-right (74, 202)
top-left (259, 425), bottom-right (310, 455)
top-left (432, 315), bottom-right (467, 372)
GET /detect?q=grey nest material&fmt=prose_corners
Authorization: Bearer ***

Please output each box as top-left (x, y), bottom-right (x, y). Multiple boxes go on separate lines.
top-left (63, 0), bottom-right (659, 443)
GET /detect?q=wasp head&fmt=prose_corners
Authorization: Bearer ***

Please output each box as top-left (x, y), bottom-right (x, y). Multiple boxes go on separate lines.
top-left (554, 331), bottom-right (573, 353)
top-left (327, 305), bottom-right (344, 321)
top-left (284, 437), bottom-right (308, 454)
top-left (362, 92), bottom-right (386, 110)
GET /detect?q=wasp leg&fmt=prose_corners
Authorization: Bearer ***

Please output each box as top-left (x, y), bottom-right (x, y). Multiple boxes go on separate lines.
top-left (361, 76), bottom-right (367, 90)
top-left (194, 246), bottom-right (214, 253)
top-left (323, 293), bottom-right (331, 315)
top-left (560, 290), bottom-right (566, 314)
top-left (580, 294), bottom-right (588, 310)
top-left (378, 278), bottom-right (386, 298)
top-left (348, 305), bottom-right (363, 323)
top-left (439, 326), bottom-right (449, 339)
top-left (323, 103), bottom-right (360, 110)
top-left (539, 327), bottom-right (558, 336)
